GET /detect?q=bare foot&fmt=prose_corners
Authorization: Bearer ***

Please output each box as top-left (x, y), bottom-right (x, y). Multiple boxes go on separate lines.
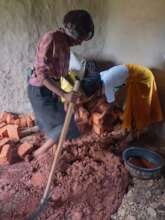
top-left (33, 138), bottom-right (56, 159)
top-left (33, 147), bottom-right (47, 159)
top-left (33, 144), bottom-right (57, 160)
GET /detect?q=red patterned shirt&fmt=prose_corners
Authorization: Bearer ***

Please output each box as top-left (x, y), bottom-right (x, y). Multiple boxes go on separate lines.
top-left (29, 29), bottom-right (70, 86)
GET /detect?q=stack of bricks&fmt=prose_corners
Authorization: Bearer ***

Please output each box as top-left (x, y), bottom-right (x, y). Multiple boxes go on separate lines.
top-left (75, 96), bottom-right (122, 135)
top-left (0, 112), bottom-right (36, 165)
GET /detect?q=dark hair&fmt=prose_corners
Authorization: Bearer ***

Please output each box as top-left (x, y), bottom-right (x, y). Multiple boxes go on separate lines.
top-left (63, 10), bottom-right (94, 40)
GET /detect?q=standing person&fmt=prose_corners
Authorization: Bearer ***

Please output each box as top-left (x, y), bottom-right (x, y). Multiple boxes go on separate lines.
top-left (27, 10), bottom-right (94, 158)
top-left (100, 64), bottom-right (163, 140)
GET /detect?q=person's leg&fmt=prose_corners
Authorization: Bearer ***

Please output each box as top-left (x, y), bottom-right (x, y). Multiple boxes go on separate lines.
top-left (33, 117), bottom-right (80, 159)
top-left (32, 104), bottom-right (80, 159)
top-left (33, 138), bottom-right (56, 158)
top-left (27, 85), bottom-right (63, 158)
top-left (27, 85), bottom-right (80, 159)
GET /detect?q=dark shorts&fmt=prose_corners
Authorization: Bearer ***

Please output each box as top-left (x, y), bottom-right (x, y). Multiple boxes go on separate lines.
top-left (27, 84), bottom-right (80, 141)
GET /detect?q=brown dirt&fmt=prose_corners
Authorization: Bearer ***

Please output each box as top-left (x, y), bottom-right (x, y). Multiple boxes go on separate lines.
top-left (0, 134), bottom-right (129, 220)
top-left (128, 157), bottom-right (157, 169)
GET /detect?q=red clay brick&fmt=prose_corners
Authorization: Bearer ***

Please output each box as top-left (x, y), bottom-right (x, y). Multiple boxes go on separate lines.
top-left (0, 144), bottom-right (12, 165)
top-left (0, 122), bottom-right (6, 128)
top-left (20, 117), bottom-right (27, 128)
top-left (6, 125), bottom-right (20, 142)
top-left (0, 112), bottom-right (8, 122)
top-left (31, 172), bottom-right (45, 187)
top-left (0, 138), bottom-right (10, 151)
top-left (77, 121), bottom-right (91, 134)
top-left (78, 107), bottom-right (89, 121)
top-left (6, 113), bottom-right (15, 124)
top-left (18, 143), bottom-right (33, 157)
top-left (26, 116), bottom-right (34, 127)
top-left (98, 102), bottom-right (110, 113)
top-left (0, 126), bottom-right (8, 138)
top-left (93, 124), bottom-right (104, 135)
top-left (13, 119), bottom-right (21, 126)
top-left (91, 112), bottom-right (103, 125)
top-left (20, 134), bottom-right (39, 145)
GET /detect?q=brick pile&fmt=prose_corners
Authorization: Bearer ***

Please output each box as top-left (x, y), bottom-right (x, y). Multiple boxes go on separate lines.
top-left (0, 96), bottom-right (123, 165)
top-left (75, 96), bottom-right (122, 135)
top-left (0, 112), bottom-right (39, 165)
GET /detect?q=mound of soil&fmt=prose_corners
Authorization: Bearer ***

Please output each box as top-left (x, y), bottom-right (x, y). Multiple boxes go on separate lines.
top-left (0, 134), bottom-right (129, 220)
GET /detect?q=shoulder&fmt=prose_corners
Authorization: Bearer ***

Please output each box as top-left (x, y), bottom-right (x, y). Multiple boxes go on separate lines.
top-left (53, 29), bottom-right (69, 44)
top-left (40, 29), bottom-right (68, 45)
top-left (39, 31), bottom-right (54, 45)
top-left (38, 30), bottom-right (65, 47)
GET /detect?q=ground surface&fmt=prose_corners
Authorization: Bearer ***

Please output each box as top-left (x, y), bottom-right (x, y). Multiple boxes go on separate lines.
top-left (112, 177), bottom-right (165, 220)
top-left (112, 134), bottom-right (165, 220)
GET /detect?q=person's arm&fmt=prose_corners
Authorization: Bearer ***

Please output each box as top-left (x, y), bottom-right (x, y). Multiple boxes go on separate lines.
top-left (43, 78), bottom-right (66, 98)
top-left (43, 78), bottom-right (78, 103)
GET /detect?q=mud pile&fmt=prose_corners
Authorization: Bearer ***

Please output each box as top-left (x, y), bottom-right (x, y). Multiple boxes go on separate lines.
top-left (0, 98), bottom-right (129, 220)
top-left (0, 134), bottom-right (129, 220)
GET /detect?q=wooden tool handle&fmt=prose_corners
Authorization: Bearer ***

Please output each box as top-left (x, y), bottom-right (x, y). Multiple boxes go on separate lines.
top-left (40, 80), bottom-right (80, 204)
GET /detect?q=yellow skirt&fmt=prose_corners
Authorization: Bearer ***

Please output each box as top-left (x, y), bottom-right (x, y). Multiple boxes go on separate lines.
top-left (123, 64), bottom-right (163, 130)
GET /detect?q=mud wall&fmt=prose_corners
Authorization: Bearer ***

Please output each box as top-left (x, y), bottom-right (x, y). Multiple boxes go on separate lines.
top-left (0, 0), bottom-right (165, 137)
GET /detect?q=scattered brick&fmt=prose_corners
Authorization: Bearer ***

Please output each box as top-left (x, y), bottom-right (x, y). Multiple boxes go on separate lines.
top-left (93, 124), bottom-right (104, 135)
top-left (13, 119), bottom-right (21, 126)
top-left (6, 125), bottom-right (20, 142)
top-left (18, 143), bottom-right (33, 158)
top-left (77, 121), bottom-right (91, 134)
top-left (0, 126), bottom-right (8, 138)
top-left (31, 172), bottom-right (45, 187)
top-left (0, 122), bottom-right (6, 128)
top-left (92, 98), bottom-right (110, 113)
top-left (91, 112), bottom-right (103, 125)
top-left (6, 113), bottom-right (14, 124)
top-left (20, 117), bottom-right (27, 128)
top-left (0, 144), bottom-right (13, 165)
top-left (26, 116), bottom-right (34, 128)
top-left (0, 138), bottom-right (10, 151)
top-left (78, 107), bottom-right (89, 121)
top-left (0, 112), bottom-right (8, 122)
top-left (98, 102), bottom-right (110, 113)
top-left (20, 134), bottom-right (39, 145)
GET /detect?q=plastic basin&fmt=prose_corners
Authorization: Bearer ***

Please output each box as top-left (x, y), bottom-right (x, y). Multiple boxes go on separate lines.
top-left (122, 147), bottom-right (165, 179)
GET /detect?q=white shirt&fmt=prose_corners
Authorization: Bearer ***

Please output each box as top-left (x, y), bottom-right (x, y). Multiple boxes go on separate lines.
top-left (69, 52), bottom-right (86, 79)
top-left (100, 65), bottom-right (129, 103)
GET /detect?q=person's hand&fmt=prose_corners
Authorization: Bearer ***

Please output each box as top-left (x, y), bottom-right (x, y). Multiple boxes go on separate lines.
top-left (63, 91), bottom-right (80, 103)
